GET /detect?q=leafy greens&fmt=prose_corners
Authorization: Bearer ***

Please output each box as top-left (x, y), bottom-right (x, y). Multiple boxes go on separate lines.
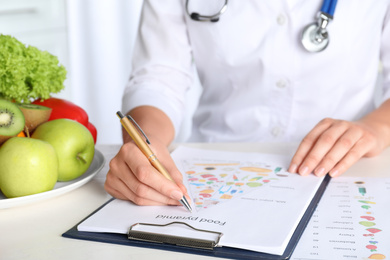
top-left (0, 34), bottom-right (67, 103)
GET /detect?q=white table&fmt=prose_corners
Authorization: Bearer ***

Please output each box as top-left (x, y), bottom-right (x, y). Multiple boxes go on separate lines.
top-left (1, 143), bottom-right (389, 260)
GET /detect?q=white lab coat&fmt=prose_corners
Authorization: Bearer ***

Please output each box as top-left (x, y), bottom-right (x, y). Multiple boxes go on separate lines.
top-left (122, 0), bottom-right (390, 142)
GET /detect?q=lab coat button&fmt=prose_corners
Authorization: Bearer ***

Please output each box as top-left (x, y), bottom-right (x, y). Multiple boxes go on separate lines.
top-left (272, 126), bottom-right (282, 137)
top-left (276, 79), bottom-right (287, 88)
top-left (277, 14), bottom-right (286, 25)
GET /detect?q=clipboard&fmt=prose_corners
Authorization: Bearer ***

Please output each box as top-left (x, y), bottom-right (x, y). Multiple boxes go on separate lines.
top-left (62, 175), bottom-right (331, 260)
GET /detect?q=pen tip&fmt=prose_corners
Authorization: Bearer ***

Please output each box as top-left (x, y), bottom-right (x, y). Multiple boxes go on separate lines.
top-left (180, 196), bottom-right (192, 213)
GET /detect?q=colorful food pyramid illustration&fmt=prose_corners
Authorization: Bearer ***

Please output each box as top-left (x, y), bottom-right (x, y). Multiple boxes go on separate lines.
top-left (182, 159), bottom-right (286, 211)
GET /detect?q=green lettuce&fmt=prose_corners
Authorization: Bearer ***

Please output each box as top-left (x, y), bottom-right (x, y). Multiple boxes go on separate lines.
top-left (0, 34), bottom-right (67, 103)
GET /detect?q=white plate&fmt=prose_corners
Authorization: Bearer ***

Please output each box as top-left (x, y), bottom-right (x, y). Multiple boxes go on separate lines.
top-left (0, 149), bottom-right (106, 209)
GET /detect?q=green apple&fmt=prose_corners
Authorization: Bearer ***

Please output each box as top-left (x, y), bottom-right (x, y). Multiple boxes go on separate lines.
top-left (32, 119), bottom-right (95, 181)
top-left (0, 137), bottom-right (58, 198)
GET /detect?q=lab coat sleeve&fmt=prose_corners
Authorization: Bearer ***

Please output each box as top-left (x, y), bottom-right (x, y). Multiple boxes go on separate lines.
top-left (380, 3), bottom-right (390, 105)
top-left (122, 0), bottom-right (193, 136)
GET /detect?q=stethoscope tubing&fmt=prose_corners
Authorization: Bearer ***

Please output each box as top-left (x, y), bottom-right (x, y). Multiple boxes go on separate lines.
top-left (185, 0), bottom-right (228, 22)
top-left (321, 0), bottom-right (338, 17)
top-left (186, 0), bottom-right (339, 52)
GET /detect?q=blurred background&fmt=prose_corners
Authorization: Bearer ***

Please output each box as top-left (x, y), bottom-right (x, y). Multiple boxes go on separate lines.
top-left (0, 0), bottom-right (144, 145)
top-left (0, 0), bottom-right (383, 145)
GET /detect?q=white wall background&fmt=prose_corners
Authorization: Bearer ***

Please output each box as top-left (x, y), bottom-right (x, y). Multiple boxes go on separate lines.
top-left (66, 0), bottom-right (144, 145)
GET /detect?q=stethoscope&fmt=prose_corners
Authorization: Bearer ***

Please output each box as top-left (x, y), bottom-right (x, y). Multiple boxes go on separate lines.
top-left (185, 0), bottom-right (338, 52)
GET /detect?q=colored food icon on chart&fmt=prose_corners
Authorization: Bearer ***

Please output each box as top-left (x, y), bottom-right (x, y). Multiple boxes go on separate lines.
top-left (368, 253), bottom-right (386, 259)
top-left (239, 167), bottom-right (272, 173)
top-left (355, 181), bottom-right (367, 196)
top-left (359, 221), bottom-right (376, 227)
top-left (361, 216), bottom-right (375, 221)
top-left (359, 200), bottom-right (376, 204)
top-left (246, 182), bottom-right (262, 187)
top-left (270, 166), bottom-right (290, 177)
top-left (366, 228), bottom-right (382, 234)
top-left (183, 159), bottom-right (286, 211)
top-left (358, 187), bottom-right (367, 196)
top-left (366, 244), bottom-right (377, 252)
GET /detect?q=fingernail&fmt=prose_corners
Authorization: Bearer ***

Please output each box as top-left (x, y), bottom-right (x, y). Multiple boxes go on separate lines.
top-left (299, 166), bottom-right (309, 176)
top-left (170, 190), bottom-right (183, 200)
top-left (315, 167), bottom-right (325, 177)
top-left (329, 169), bottom-right (339, 177)
top-left (288, 164), bottom-right (298, 173)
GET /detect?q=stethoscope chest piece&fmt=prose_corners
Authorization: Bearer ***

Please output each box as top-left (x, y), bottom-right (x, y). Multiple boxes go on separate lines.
top-left (301, 22), bottom-right (329, 52)
top-left (301, 0), bottom-right (337, 52)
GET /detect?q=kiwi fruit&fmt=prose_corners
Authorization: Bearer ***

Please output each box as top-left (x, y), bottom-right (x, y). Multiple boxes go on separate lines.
top-left (0, 99), bottom-right (25, 145)
top-left (17, 103), bottom-right (52, 133)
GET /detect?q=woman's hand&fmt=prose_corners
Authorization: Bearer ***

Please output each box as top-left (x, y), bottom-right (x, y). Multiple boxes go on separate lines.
top-left (104, 106), bottom-right (187, 206)
top-left (288, 114), bottom-right (390, 177)
top-left (104, 137), bottom-right (188, 206)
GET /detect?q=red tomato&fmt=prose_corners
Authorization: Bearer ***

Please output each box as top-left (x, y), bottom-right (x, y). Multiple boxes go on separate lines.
top-left (33, 97), bottom-right (89, 127)
top-left (87, 122), bottom-right (97, 144)
top-left (33, 97), bottom-right (98, 143)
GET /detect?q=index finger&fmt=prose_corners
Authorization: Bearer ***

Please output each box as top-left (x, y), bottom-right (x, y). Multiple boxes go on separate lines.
top-left (127, 153), bottom-right (185, 202)
top-left (155, 147), bottom-right (188, 194)
top-left (288, 119), bottom-right (334, 174)
top-left (118, 142), bottom-right (185, 202)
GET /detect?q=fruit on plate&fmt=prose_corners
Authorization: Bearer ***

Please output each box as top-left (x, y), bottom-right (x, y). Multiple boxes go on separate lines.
top-left (33, 97), bottom-right (97, 143)
top-left (17, 103), bottom-right (52, 133)
top-left (86, 122), bottom-right (97, 144)
top-left (32, 119), bottom-right (95, 181)
top-left (33, 97), bottom-right (88, 127)
top-left (0, 137), bottom-right (58, 198)
top-left (0, 99), bottom-right (25, 145)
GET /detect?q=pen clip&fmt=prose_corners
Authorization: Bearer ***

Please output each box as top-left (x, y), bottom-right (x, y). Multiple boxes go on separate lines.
top-left (126, 115), bottom-right (151, 145)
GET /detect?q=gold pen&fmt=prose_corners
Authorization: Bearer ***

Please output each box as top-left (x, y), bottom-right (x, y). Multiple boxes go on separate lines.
top-left (116, 111), bottom-right (192, 212)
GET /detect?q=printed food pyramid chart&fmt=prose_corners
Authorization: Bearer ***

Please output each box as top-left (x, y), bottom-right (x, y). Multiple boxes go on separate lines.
top-left (182, 159), bottom-right (288, 212)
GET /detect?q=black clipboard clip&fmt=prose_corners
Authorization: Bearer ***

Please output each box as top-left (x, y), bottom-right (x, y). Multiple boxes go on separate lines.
top-left (128, 221), bottom-right (223, 250)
